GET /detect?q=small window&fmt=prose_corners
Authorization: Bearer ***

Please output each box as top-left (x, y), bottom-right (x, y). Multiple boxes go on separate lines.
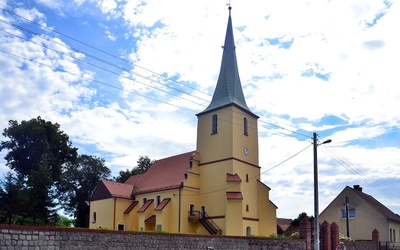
top-left (246, 226), bottom-right (252, 236)
top-left (200, 206), bottom-right (206, 219)
top-left (246, 204), bottom-right (249, 212)
top-left (156, 224), bottom-right (162, 231)
top-left (190, 204), bottom-right (195, 215)
top-left (92, 212), bottom-right (97, 223)
top-left (341, 208), bottom-right (356, 219)
top-left (118, 224), bottom-right (124, 231)
top-left (156, 195), bottom-right (161, 206)
top-left (143, 198), bottom-right (147, 205)
top-left (244, 117), bottom-right (248, 136)
top-left (246, 174), bottom-right (249, 182)
top-left (212, 114), bottom-right (218, 134)
top-left (390, 229), bottom-right (393, 242)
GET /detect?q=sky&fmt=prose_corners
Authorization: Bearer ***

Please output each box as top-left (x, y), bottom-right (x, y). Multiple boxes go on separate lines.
top-left (0, 0), bottom-right (399, 220)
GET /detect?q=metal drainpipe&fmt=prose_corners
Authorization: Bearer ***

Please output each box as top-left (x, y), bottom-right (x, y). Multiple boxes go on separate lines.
top-left (178, 186), bottom-right (182, 233)
top-left (113, 198), bottom-right (116, 230)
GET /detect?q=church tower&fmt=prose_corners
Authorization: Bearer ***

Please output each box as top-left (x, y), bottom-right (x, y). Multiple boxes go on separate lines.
top-left (195, 7), bottom-right (276, 236)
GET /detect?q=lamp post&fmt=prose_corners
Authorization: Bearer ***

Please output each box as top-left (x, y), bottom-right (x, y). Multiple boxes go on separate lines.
top-left (313, 132), bottom-right (331, 250)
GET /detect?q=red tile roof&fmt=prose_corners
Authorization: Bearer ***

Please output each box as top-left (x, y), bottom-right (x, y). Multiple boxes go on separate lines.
top-left (226, 192), bottom-right (243, 200)
top-left (277, 218), bottom-right (293, 232)
top-left (226, 173), bottom-right (242, 182)
top-left (124, 201), bottom-right (139, 214)
top-left (138, 199), bottom-right (154, 213)
top-left (91, 151), bottom-right (196, 201)
top-left (125, 151), bottom-right (196, 194)
top-left (91, 180), bottom-right (133, 201)
top-left (155, 198), bottom-right (171, 211)
top-left (145, 215), bottom-right (156, 223)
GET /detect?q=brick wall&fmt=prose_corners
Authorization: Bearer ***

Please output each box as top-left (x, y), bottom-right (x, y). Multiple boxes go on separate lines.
top-left (0, 224), bottom-right (305, 250)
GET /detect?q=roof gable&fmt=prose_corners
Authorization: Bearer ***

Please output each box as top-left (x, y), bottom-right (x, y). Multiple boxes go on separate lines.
top-left (90, 180), bottom-right (112, 201)
top-left (321, 185), bottom-right (400, 223)
top-left (91, 180), bottom-right (133, 201)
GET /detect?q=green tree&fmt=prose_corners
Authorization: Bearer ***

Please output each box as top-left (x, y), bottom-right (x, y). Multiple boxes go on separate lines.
top-left (56, 215), bottom-right (75, 227)
top-left (0, 117), bottom-right (78, 225)
top-left (291, 212), bottom-right (314, 227)
top-left (0, 117), bottom-right (78, 182)
top-left (0, 172), bottom-right (27, 224)
top-left (58, 155), bottom-right (111, 228)
top-left (114, 156), bottom-right (155, 183)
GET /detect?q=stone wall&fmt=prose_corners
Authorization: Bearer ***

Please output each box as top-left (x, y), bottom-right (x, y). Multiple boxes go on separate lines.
top-left (0, 224), bottom-right (305, 250)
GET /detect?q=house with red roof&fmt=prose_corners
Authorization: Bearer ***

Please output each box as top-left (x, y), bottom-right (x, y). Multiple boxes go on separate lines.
top-left (89, 6), bottom-right (277, 236)
top-left (320, 185), bottom-right (400, 245)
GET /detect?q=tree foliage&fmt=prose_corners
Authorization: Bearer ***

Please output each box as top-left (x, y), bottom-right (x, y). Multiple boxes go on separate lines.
top-left (0, 117), bottom-right (78, 182)
top-left (0, 172), bottom-right (26, 224)
top-left (291, 212), bottom-right (314, 227)
top-left (0, 117), bottom-right (78, 226)
top-left (58, 154), bottom-right (111, 228)
top-left (114, 155), bottom-right (155, 183)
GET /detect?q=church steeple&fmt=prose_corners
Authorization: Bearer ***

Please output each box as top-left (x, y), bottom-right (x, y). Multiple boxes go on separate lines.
top-left (198, 6), bottom-right (257, 118)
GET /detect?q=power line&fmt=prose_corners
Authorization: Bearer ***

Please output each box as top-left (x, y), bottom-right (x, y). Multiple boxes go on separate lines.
top-left (182, 142), bottom-right (313, 197)
top-left (319, 145), bottom-right (400, 205)
top-left (0, 48), bottom-right (197, 113)
top-left (0, 7), bottom-right (315, 141)
top-left (0, 7), bottom-right (211, 98)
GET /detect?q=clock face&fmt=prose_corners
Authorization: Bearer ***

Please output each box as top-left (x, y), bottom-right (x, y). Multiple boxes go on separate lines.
top-left (244, 147), bottom-right (249, 155)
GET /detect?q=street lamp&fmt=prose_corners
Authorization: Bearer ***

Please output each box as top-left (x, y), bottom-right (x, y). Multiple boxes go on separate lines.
top-left (313, 132), bottom-right (331, 250)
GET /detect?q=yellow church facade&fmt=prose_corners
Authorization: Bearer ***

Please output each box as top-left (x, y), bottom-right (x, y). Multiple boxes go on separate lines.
top-left (90, 7), bottom-right (277, 237)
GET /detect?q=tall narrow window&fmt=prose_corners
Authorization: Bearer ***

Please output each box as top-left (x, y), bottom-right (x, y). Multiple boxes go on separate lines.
top-left (190, 204), bottom-right (195, 215)
top-left (93, 212), bottom-right (97, 223)
top-left (244, 117), bottom-right (248, 136)
top-left (156, 195), bottom-right (161, 206)
top-left (143, 198), bottom-right (147, 205)
top-left (212, 114), bottom-right (218, 134)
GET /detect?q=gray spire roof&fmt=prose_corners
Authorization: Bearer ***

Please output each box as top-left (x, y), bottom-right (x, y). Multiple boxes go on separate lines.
top-left (198, 7), bottom-right (258, 118)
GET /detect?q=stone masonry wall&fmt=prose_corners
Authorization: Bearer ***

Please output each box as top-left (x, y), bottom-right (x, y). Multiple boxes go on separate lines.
top-left (0, 224), bottom-right (305, 250)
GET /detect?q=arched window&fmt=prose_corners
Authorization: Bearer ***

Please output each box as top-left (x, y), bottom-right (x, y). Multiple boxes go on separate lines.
top-left (246, 226), bottom-right (252, 236)
top-left (212, 114), bottom-right (218, 134)
top-left (190, 204), bottom-right (195, 215)
top-left (156, 195), bottom-right (161, 206)
top-left (244, 117), bottom-right (248, 136)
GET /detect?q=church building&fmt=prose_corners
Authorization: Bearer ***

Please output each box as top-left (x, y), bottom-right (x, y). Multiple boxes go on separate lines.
top-left (89, 7), bottom-right (277, 237)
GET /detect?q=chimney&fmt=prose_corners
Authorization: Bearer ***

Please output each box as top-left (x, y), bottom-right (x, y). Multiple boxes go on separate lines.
top-left (353, 185), bottom-right (363, 192)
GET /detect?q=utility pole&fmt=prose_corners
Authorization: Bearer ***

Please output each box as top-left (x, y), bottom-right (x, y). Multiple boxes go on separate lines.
top-left (345, 196), bottom-right (350, 237)
top-left (313, 132), bottom-right (332, 250)
top-left (313, 132), bottom-right (319, 250)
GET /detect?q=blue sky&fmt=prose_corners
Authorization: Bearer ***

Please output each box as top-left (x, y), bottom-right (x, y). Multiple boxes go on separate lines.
top-left (0, 0), bottom-right (399, 219)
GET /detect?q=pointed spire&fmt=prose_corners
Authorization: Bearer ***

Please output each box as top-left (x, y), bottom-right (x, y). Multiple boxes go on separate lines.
top-left (198, 6), bottom-right (257, 118)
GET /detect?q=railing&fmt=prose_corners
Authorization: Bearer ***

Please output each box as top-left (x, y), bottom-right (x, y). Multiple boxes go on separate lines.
top-left (188, 211), bottom-right (222, 235)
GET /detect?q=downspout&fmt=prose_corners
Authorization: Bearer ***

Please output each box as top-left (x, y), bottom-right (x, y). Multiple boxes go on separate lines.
top-left (113, 198), bottom-right (116, 230)
top-left (178, 185), bottom-right (182, 233)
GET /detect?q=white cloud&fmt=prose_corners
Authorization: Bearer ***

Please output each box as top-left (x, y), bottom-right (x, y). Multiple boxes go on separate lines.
top-left (1, 0), bottom-right (399, 219)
